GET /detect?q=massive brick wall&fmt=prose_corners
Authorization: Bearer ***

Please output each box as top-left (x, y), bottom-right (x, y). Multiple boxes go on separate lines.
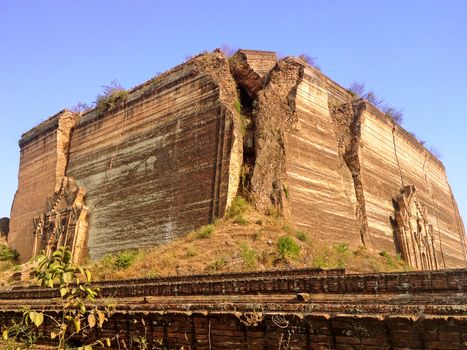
top-left (358, 104), bottom-right (467, 267)
top-left (236, 51), bottom-right (466, 268)
top-left (8, 110), bottom-right (77, 261)
top-left (7, 49), bottom-right (466, 267)
top-left (65, 52), bottom-right (242, 259)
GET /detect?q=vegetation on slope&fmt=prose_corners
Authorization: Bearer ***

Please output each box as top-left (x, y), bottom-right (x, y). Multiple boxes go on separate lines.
top-left (85, 197), bottom-right (409, 281)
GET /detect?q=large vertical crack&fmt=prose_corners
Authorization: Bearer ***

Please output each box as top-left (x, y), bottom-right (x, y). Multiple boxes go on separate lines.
top-left (391, 124), bottom-right (405, 188)
top-left (56, 110), bottom-right (79, 190)
top-left (448, 184), bottom-right (467, 266)
top-left (329, 99), bottom-right (372, 248)
top-left (422, 153), bottom-right (447, 268)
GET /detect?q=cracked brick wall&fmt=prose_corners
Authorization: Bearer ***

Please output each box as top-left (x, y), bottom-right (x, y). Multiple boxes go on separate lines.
top-left (7, 49), bottom-right (467, 267)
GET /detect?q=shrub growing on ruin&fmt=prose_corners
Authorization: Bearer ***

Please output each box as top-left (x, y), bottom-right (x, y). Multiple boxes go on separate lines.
top-left (240, 242), bottom-right (258, 269)
top-left (95, 80), bottom-right (128, 114)
top-left (295, 230), bottom-right (307, 242)
top-left (197, 224), bottom-right (214, 239)
top-left (298, 54), bottom-right (321, 71)
top-left (226, 196), bottom-right (249, 219)
top-left (348, 82), bottom-right (404, 124)
top-left (113, 250), bottom-right (139, 269)
top-left (335, 242), bottom-right (349, 254)
top-left (0, 245), bottom-right (19, 261)
top-left (3, 246), bottom-right (114, 349)
top-left (277, 236), bottom-right (300, 260)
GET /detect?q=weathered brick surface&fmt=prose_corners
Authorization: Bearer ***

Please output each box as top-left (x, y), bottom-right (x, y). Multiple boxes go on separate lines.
top-left (6, 49), bottom-right (467, 268)
top-left (8, 110), bottom-right (78, 261)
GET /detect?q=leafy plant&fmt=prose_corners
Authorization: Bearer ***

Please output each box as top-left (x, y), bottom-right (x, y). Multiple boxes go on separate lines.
top-left (295, 230), bottom-right (307, 242)
top-left (3, 246), bottom-right (114, 350)
top-left (240, 242), bottom-right (257, 268)
top-left (233, 214), bottom-right (248, 225)
top-left (206, 256), bottom-right (227, 272)
top-left (113, 250), bottom-right (139, 269)
top-left (347, 82), bottom-right (403, 124)
top-left (226, 196), bottom-right (249, 219)
top-left (335, 243), bottom-right (349, 254)
top-left (0, 245), bottom-right (19, 261)
top-left (95, 80), bottom-right (128, 114)
top-left (197, 224), bottom-right (214, 239)
top-left (277, 236), bottom-right (300, 259)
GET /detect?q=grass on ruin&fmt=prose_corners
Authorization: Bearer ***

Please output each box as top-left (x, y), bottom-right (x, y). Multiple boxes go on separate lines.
top-left (0, 198), bottom-right (409, 285)
top-left (82, 197), bottom-right (409, 281)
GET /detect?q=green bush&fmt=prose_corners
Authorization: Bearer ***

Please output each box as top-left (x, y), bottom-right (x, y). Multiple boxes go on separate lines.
top-left (266, 206), bottom-right (281, 219)
top-left (206, 257), bottom-right (227, 272)
top-left (197, 224), bottom-right (214, 239)
top-left (240, 242), bottom-right (257, 268)
top-left (277, 236), bottom-right (300, 259)
top-left (234, 214), bottom-right (248, 225)
top-left (226, 196), bottom-right (248, 219)
top-left (186, 246), bottom-right (197, 257)
top-left (234, 98), bottom-right (242, 114)
top-left (113, 250), bottom-right (138, 269)
top-left (0, 245), bottom-right (19, 261)
top-left (335, 243), bottom-right (349, 254)
top-left (95, 80), bottom-right (128, 114)
top-left (295, 230), bottom-right (307, 242)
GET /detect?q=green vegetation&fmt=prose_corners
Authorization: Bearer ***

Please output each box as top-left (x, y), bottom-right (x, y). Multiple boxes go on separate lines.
top-left (277, 236), bottom-right (300, 259)
top-left (234, 215), bottom-right (248, 225)
top-left (0, 245), bottom-right (19, 261)
top-left (226, 196), bottom-right (249, 225)
top-left (335, 242), bottom-right (349, 254)
top-left (95, 80), bottom-right (129, 114)
top-left (3, 246), bottom-right (114, 349)
top-left (113, 250), bottom-right (139, 269)
top-left (295, 230), bottom-right (307, 242)
top-left (206, 256), bottom-right (227, 272)
top-left (265, 206), bottom-right (281, 219)
top-left (234, 98), bottom-right (242, 114)
top-left (197, 224), bottom-right (214, 239)
top-left (348, 82), bottom-right (403, 124)
top-left (380, 250), bottom-right (405, 270)
top-left (240, 242), bottom-right (258, 268)
top-left (186, 246), bottom-right (197, 257)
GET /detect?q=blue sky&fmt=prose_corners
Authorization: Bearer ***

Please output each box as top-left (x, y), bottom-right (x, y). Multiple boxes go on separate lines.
top-left (0, 0), bottom-right (466, 222)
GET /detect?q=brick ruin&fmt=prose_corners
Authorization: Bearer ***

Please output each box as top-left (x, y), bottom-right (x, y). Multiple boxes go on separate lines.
top-left (4, 49), bottom-right (467, 270)
top-left (0, 269), bottom-right (465, 349)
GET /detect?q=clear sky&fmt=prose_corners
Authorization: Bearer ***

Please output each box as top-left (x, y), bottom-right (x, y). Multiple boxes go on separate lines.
top-left (0, 0), bottom-right (466, 222)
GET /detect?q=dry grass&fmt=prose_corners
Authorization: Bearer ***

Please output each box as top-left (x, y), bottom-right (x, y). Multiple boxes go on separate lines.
top-left (85, 199), bottom-right (409, 281)
top-left (0, 198), bottom-right (410, 285)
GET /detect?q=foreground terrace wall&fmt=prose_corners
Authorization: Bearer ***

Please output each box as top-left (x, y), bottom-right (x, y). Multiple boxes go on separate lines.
top-left (0, 269), bottom-right (465, 349)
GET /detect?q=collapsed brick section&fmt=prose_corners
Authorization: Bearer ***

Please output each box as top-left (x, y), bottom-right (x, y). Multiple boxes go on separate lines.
top-left (250, 57), bottom-right (304, 213)
top-left (329, 99), bottom-right (372, 248)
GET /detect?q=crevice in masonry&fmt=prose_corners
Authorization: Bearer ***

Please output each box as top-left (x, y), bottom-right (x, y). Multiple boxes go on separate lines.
top-left (237, 86), bottom-right (256, 199)
top-left (422, 153), bottom-right (447, 268)
top-left (329, 99), bottom-right (372, 248)
top-left (249, 58), bottom-right (305, 214)
top-left (391, 124), bottom-right (405, 188)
